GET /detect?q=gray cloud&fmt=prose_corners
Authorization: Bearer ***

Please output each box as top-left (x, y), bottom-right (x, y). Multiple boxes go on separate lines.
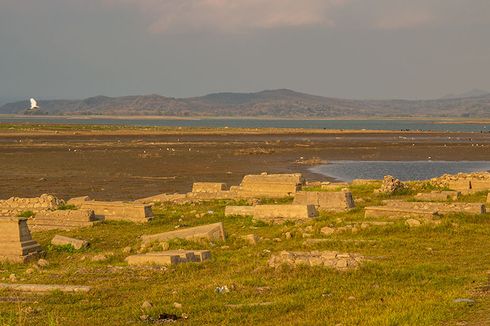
top-left (0, 0), bottom-right (489, 100)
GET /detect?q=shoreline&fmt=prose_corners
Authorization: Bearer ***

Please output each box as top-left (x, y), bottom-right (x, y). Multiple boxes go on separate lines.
top-left (1, 114), bottom-right (490, 124)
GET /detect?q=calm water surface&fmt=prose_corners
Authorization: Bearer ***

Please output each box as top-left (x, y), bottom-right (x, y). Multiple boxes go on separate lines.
top-left (0, 117), bottom-right (489, 132)
top-left (310, 161), bottom-right (490, 181)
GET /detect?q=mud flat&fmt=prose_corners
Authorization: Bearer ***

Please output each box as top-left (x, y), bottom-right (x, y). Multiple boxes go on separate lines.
top-left (0, 125), bottom-right (489, 200)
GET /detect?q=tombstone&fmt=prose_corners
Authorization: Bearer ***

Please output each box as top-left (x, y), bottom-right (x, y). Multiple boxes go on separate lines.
top-left (68, 197), bottom-right (153, 223)
top-left (0, 217), bottom-right (43, 263)
top-left (293, 191), bottom-right (355, 211)
top-left (29, 209), bottom-right (101, 231)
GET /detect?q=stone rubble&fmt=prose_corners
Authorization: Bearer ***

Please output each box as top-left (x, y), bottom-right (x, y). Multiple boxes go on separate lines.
top-left (268, 251), bottom-right (364, 271)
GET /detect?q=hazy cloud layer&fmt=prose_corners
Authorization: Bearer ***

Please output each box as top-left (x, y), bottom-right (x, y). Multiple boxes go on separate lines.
top-left (1, 0), bottom-right (489, 100)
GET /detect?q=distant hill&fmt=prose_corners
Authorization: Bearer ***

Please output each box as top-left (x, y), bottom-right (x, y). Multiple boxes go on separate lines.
top-left (1, 89), bottom-right (490, 117)
top-left (441, 89), bottom-right (490, 100)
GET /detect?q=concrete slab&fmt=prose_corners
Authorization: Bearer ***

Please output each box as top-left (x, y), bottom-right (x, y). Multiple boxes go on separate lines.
top-left (224, 206), bottom-right (255, 216)
top-left (192, 183), bottom-right (227, 193)
top-left (141, 222), bottom-right (225, 244)
top-left (253, 204), bottom-right (317, 223)
top-left (126, 250), bottom-right (211, 266)
top-left (51, 235), bottom-right (89, 250)
top-left (0, 283), bottom-right (91, 293)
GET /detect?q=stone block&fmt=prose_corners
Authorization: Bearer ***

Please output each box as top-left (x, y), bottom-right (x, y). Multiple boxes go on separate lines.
top-left (224, 206), bottom-right (255, 216)
top-left (192, 182), bottom-right (227, 193)
top-left (415, 191), bottom-right (460, 201)
top-left (293, 191), bottom-right (355, 211)
top-left (0, 217), bottom-right (43, 263)
top-left (51, 235), bottom-right (89, 250)
top-left (141, 222), bottom-right (225, 244)
top-left (29, 209), bottom-right (101, 231)
top-left (69, 200), bottom-right (153, 223)
top-left (253, 205), bottom-right (317, 223)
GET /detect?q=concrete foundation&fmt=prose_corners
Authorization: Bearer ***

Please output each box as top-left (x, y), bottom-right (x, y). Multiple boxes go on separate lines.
top-left (253, 204), bottom-right (317, 223)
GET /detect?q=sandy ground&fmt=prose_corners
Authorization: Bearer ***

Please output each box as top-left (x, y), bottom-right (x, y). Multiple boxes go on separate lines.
top-left (1, 127), bottom-right (490, 201)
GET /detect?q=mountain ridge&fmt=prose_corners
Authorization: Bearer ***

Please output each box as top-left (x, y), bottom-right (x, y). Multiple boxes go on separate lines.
top-left (1, 89), bottom-right (490, 117)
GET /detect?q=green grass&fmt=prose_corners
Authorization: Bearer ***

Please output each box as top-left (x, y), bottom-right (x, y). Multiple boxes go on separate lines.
top-left (16, 211), bottom-right (34, 218)
top-left (1, 195), bottom-right (489, 325)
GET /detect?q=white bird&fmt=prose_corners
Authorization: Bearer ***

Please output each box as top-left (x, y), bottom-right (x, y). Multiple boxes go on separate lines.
top-left (29, 98), bottom-right (40, 110)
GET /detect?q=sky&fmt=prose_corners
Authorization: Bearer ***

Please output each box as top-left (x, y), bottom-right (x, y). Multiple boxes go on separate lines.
top-left (1, 0), bottom-right (490, 100)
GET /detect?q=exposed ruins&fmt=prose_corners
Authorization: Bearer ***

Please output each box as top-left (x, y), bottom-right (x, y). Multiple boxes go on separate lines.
top-left (0, 217), bottom-right (44, 263)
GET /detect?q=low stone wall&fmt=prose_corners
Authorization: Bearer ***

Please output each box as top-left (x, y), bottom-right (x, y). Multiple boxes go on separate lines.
top-left (126, 250), bottom-right (211, 266)
top-left (0, 194), bottom-right (63, 216)
top-left (0, 217), bottom-right (43, 263)
top-left (364, 206), bottom-right (439, 219)
top-left (253, 205), bottom-right (317, 223)
top-left (192, 183), bottom-right (227, 193)
top-left (415, 191), bottom-right (460, 201)
top-left (29, 209), bottom-right (101, 231)
top-left (431, 172), bottom-right (490, 193)
top-left (293, 191), bottom-right (355, 211)
top-left (268, 251), bottom-right (364, 271)
top-left (383, 200), bottom-right (486, 215)
top-left (68, 198), bottom-right (153, 223)
top-left (141, 222), bottom-right (225, 244)
top-left (224, 206), bottom-right (255, 216)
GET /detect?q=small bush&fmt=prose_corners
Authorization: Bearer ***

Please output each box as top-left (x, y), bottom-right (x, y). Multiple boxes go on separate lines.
top-left (57, 203), bottom-right (77, 210)
top-left (17, 210), bottom-right (34, 218)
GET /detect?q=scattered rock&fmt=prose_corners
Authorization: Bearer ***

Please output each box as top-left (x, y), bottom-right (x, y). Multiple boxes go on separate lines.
top-left (320, 227), bottom-right (335, 236)
top-left (242, 234), bottom-right (259, 246)
top-left (405, 219), bottom-right (421, 228)
top-left (37, 259), bottom-right (49, 267)
top-left (9, 274), bottom-right (17, 282)
top-left (375, 175), bottom-right (406, 194)
top-left (122, 246), bottom-right (132, 254)
top-left (453, 298), bottom-right (475, 305)
top-left (215, 286), bottom-right (230, 294)
top-left (141, 301), bottom-right (153, 310)
top-left (173, 302), bottom-right (182, 309)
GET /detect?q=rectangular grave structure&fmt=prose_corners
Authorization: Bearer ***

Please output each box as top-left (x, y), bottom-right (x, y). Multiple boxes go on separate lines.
top-left (232, 173), bottom-right (305, 198)
top-left (364, 206), bottom-right (439, 219)
top-left (67, 198), bottom-right (153, 223)
top-left (126, 250), bottom-right (212, 266)
top-left (293, 191), bottom-right (355, 211)
top-left (253, 205), bottom-right (317, 223)
top-left (224, 206), bottom-right (255, 216)
top-left (192, 183), bottom-right (227, 193)
top-left (0, 217), bottom-right (43, 263)
top-left (382, 200), bottom-right (486, 215)
top-left (414, 191), bottom-right (460, 201)
top-left (141, 222), bottom-right (225, 244)
top-left (28, 209), bottom-right (102, 231)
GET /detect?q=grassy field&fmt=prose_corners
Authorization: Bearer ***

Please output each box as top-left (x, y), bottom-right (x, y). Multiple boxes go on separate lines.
top-left (0, 185), bottom-right (489, 325)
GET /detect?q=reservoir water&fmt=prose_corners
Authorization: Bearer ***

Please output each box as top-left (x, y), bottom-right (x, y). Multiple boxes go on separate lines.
top-left (0, 117), bottom-right (489, 132)
top-left (310, 161), bottom-right (490, 182)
